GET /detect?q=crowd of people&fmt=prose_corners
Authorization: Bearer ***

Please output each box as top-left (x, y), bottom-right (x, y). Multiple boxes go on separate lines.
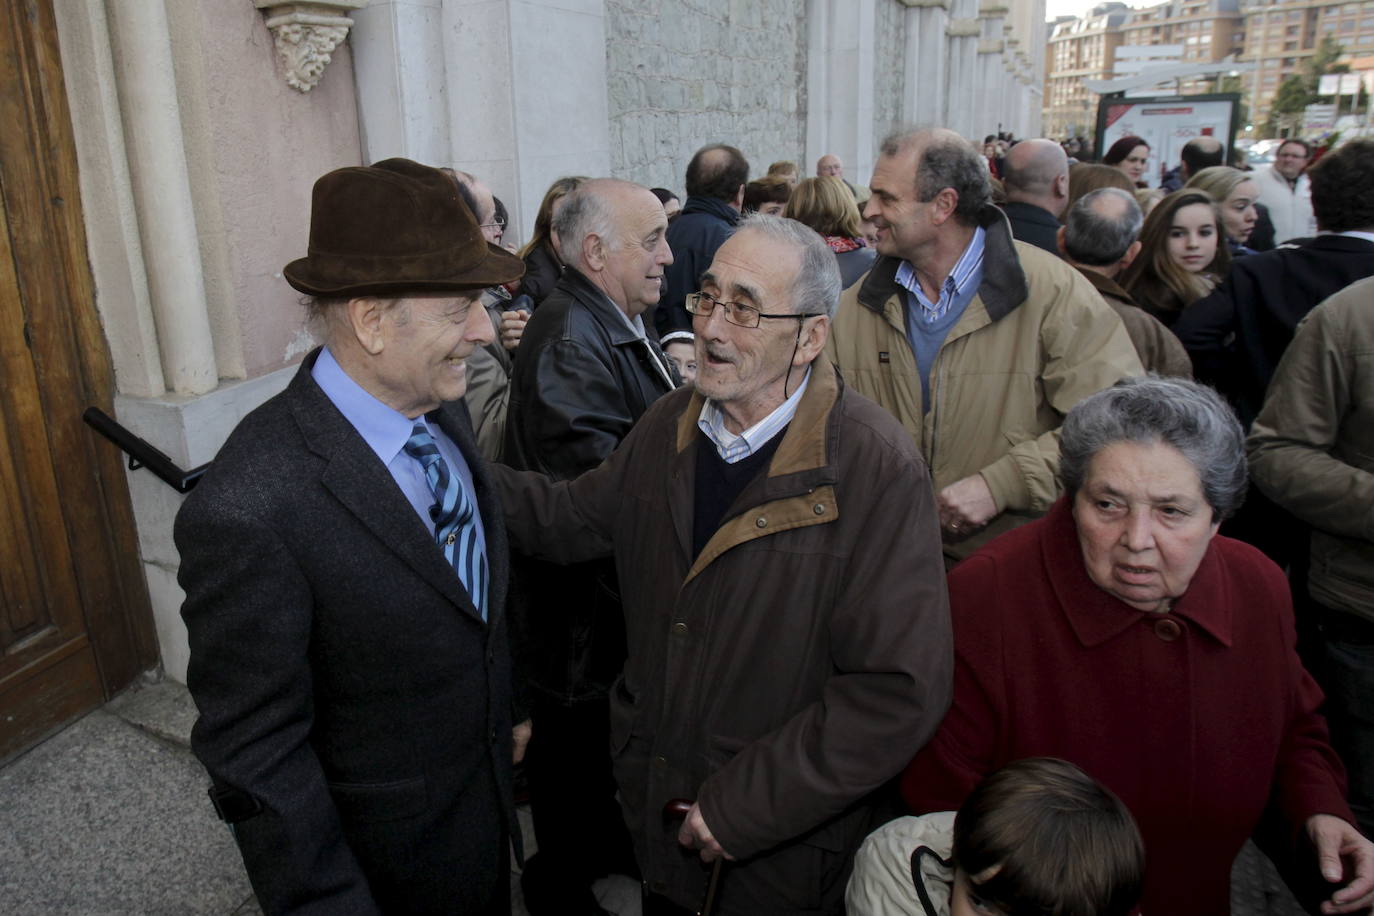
top-left (172, 124), bottom-right (1374, 916)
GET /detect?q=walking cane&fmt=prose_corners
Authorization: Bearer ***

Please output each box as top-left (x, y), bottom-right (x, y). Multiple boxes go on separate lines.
top-left (663, 798), bottom-right (724, 916)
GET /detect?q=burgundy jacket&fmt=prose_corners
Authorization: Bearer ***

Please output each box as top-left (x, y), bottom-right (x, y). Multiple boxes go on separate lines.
top-left (901, 497), bottom-right (1352, 916)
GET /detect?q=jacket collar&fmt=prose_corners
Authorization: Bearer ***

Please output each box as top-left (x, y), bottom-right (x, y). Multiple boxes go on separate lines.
top-left (681, 195), bottom-right (742, 225)
top-left (671, 356), bottom-right (844, 583)
top-left (674, 352), bottom-right (839, 483)
top-left (558, 266), bottom-right (643, 346)
top-left (1075, 265), bottom-right (1134, 304)
top-left (558, 267), bottom-right (676, 388)
top-left (1301, 233), bottom-right (1374, 252)
top-left (1038, 496), bottom-right (1234, 648)
top-left (856, 204), bottom-right (1028, 322)
top-left (288, 348), bottom-right (505, 625)
top-left (1001, 200), bottom-right (1060, 229)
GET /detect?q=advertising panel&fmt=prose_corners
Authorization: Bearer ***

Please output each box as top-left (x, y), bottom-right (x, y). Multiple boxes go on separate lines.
top-left (1095, 93), bottom-right (1241, 188)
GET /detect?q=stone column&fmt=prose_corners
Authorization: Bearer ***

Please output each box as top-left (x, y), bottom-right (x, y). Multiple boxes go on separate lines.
top-left (903, 0), bottom-right (950, 129)
top-left (350, 0), bottom-right (452, 165)
top-left (352, 0), bottom-right (610, 240)
top-left (53, 0), bottom-right (165, 398)
top-left (446, 0), bottom-right (611, 238)
top-left (943, 0), bottom-right (980, 139)
top-left (104, 0), bottom-right (218, 395)
top-left (976, 2), bottom-right (1007, 140)
top-left (805, 0), bottom-right (877, 184)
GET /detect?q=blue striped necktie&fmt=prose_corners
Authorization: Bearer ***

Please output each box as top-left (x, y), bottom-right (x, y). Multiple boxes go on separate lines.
top-left (403, 421), bottom-right (487, 620)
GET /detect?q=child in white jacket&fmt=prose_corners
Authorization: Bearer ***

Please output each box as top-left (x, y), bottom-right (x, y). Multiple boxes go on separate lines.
top-left (847, 758), bottom-right (1144, 916)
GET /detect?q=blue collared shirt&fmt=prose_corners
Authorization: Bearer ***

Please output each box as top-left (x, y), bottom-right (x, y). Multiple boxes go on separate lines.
top-left (897, 227), bottom-right (986, 412)
top-left (697, 368), bottom-right (811, 463)
top-left (311, 346), bottom-right (487, 557)
top-left (895, 226), bottom-right (986, 324)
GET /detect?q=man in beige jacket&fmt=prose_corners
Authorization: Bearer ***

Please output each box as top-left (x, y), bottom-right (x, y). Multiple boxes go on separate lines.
top-left (827, 128), bottom-right (1142, 563)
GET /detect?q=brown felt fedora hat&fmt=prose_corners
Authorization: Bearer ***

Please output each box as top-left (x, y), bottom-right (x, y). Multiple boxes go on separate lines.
top-left (283, 158), bottom-right (524, 297)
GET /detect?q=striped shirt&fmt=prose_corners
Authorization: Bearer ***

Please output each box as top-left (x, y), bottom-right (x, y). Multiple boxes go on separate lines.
top-left (896, 226), bottom-right (986, 324)
top-left (697, 368), bottom-right (811, 464)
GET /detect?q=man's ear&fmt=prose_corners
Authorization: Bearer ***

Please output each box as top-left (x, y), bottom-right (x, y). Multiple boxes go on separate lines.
top-left (583, 233), bottom-right (607, 272)
top-left (794, 315), bottom-right (830, 365)
top-left (1053, 173), bottom-right (1069, 201)
top-left (1118, 239), bottom-right (1143, 272)
top-left (931, 188), bottom-right (960, 226)
top-left (732, 184), bottom-right (745, 210)
top-left (347, 297), bottom-right (389, 355)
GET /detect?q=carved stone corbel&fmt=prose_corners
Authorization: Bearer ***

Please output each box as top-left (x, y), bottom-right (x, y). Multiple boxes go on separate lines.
top-left (255, 1), bottom-right (369, 93)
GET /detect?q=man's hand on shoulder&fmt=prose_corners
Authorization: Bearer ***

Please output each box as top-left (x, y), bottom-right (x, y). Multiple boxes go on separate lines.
top-left (938, 473), bottom-right (998, 538)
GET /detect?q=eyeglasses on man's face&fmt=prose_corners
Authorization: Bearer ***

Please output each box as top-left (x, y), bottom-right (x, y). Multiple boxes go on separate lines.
top-left (685, 291), bottom-right (822, 329)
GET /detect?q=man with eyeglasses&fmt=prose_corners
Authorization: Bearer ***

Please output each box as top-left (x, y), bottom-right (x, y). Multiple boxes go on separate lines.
top-left (447, 169), bottom-right (528, 459)
top-left (492, 214), bottom-right (952, 915)
top-left (1255, 138), bottom-right (1317, 245)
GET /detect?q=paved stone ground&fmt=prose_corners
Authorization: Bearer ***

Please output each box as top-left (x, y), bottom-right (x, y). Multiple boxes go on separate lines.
top-left (0, 677), bottom-right (1311, 915)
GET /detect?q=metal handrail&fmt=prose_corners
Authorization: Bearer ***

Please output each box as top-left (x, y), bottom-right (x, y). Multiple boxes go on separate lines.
top-left (82, 407), bottom-right (209, 493)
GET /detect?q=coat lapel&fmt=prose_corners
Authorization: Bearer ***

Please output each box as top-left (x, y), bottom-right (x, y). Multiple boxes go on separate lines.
top-left (286, 352), bottom-right (487, 623)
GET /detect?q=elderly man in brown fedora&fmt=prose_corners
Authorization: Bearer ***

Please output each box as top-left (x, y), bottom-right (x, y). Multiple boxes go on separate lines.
top-left (175, 158), bottom-right (524, 915)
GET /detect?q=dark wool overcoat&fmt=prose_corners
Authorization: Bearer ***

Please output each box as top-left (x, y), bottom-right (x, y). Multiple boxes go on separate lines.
top-left (176, 348), bottom-right (513, 915)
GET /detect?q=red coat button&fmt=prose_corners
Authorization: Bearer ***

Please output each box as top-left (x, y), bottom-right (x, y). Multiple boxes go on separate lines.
top-left (1154, 618), bottom-right (1182, 642)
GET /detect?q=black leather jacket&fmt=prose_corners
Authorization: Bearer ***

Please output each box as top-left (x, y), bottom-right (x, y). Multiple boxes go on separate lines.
top-left (504, 267), bottom-right (678, 701)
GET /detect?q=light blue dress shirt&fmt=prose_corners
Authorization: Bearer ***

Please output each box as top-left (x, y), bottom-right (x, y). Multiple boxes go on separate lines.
top-left (896, 226), bottom-right (986, 412)
top-left (311, 346), bottom-right (487, 555)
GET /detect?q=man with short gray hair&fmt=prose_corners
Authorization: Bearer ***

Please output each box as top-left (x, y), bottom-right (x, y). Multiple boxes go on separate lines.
top-left (1058, 188), bottom-right (1191, 378)
top-left (503, 177), bottom-right (677, 915)
top-left (493, 214), bottom-right (952, 914)
top-left (828, 127), bottom-right (1141, 565)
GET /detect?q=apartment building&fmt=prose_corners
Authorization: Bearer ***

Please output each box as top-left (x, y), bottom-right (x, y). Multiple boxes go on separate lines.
top-left (1046, 0), bottom-right (1374, 140)
top-left (1045, 3), bottom-right (1131, 137)
top-left (1119, 0), bottom-right (1246, 94)
top-left (1242, 0), bottom-right (1374, 127)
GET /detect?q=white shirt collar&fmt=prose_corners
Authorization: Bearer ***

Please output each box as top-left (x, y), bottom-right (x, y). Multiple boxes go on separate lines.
top-left (696, 368), bottom-right (811, 464)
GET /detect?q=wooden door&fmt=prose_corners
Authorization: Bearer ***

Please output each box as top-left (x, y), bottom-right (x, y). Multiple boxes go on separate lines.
top-left (0, 0), bottom-right (157, 762)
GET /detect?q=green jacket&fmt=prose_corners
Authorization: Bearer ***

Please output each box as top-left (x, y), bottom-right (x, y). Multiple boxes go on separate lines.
top-left (1248, 276), bottom-right (1374, 620)
top-left (826, 206), bottom-right (1143, 561)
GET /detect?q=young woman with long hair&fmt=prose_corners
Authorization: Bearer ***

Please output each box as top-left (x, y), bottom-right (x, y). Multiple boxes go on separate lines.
top-left (1120, 189), bottom-right (1230, 327)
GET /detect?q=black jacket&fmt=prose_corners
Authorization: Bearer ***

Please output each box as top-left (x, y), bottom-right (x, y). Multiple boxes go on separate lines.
top-left (655, 195), bottom-right (739, 336)
top-left (1000, 201), bottom-right (1061, 255)
top-left (505, 267), bottom-right (677, 700)
top-left (1173, 234), bottom-right (1374, 427)
top-left (517, 242), bottom-right (563, 308)
top-left (176, 350), bottom-right (513, 914)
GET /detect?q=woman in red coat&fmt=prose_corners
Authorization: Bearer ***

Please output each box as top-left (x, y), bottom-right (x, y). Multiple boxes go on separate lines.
top-left (903, 377), bottom-right (1374, 916)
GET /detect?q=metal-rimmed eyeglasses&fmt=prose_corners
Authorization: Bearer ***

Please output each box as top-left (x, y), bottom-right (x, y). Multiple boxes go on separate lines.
top-left (685, 291), bottom-right (822, 329)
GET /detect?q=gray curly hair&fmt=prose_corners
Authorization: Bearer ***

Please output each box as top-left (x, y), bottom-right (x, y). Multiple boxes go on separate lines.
top-left (1059, 376), bottom-right (1247, 520)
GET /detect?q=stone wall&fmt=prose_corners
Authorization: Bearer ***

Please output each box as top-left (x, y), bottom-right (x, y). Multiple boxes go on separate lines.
top-left (605, 0), bottom-right (808, 192)
top-left (872, 0), bottom-right (907, 155)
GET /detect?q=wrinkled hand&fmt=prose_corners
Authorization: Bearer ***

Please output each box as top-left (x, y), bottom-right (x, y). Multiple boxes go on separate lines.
top-left (1308, 814), bottom-right (1374, 914)
top-left (512, 719), bottom-right (532, 765)
top-left (937, 473), bottom-right (998, 539)
top-left (676, 802), bottom-right (735, 864)
top-left (500, 310), bottom-right (529, 352)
